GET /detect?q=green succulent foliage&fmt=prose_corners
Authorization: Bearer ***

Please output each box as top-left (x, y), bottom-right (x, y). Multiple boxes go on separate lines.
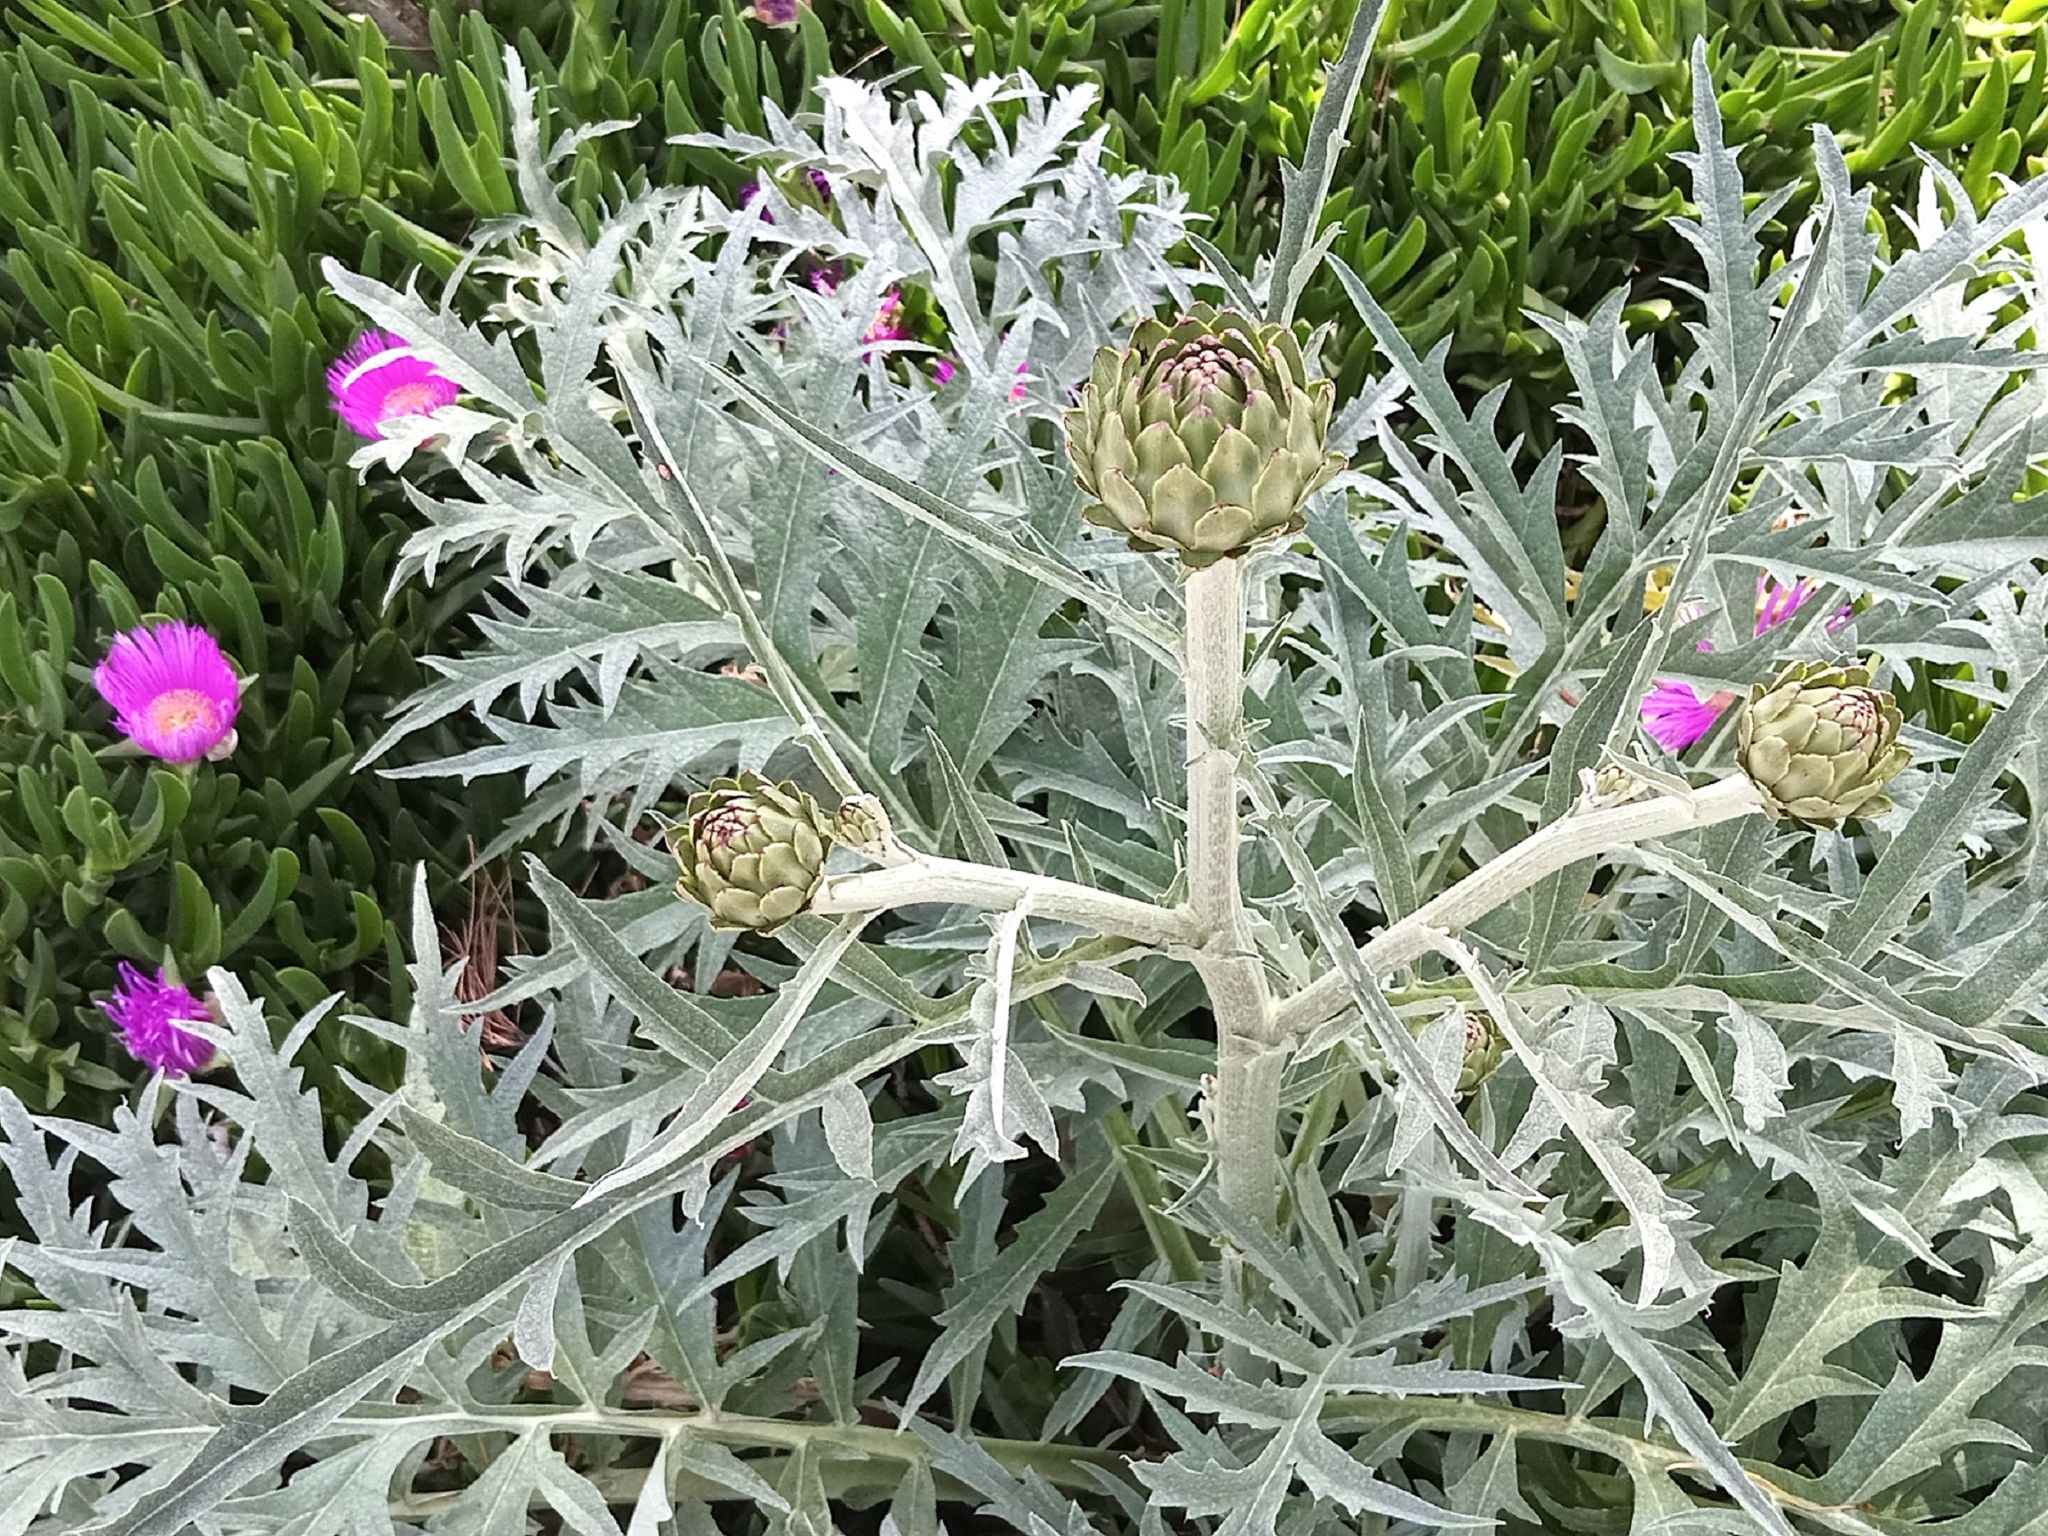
top-left (0, 0), bottom-right (909, 1113)
top-left (867, 0), bottom-right (2048, 429)
top-left (0, 0), bottom-right (526, 1113)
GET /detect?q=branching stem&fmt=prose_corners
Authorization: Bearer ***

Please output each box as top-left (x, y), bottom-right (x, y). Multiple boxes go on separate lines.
top-left (1273, 773), bottom-right (1766, 1036)
top-left (814, 856), bottom-right (1194, 947)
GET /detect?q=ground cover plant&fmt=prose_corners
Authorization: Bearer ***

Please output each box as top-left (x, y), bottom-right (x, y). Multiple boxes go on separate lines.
top-left (865, 0), bottom-right (2048, 422)
top-left (9, 8), bottom-right (2048, 1536)
top-left (0, 0), bottom-right (532, 1117)
top-left (7, 0), bottom-right (2045, 1130)
top-left (0, 0), bottom-right (850, 1118)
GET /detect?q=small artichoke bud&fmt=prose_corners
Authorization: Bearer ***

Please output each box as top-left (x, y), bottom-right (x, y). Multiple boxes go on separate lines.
top-left (832, 793), bottom-right (896, 859)
top-left (1456, 1010), bottom-right (1505, 1094)
top-left (669, 773), bottom-right (834, 931)
top-left (1065, 304), bottom-right (1343, 567)
top-left (1589, 760), bottom-right (1642, 804)
top-left (1737, 660), bottom-right (1909, 828)
top-left (1409, 1007), bottom-right (1505, 1094)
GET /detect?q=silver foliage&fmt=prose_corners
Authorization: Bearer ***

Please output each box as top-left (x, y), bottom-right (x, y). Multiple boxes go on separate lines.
top-left (8, 42), bottom-right (2048, 1536)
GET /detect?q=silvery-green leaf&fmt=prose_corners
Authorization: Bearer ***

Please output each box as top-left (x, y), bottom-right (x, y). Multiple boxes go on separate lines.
top-left (900, 1157), bottom-right (1117, 1418)
top-left (1726, 1003), bottom-right (1792, 1132)
top-left (820, 1080), bottom-right (874, 1183)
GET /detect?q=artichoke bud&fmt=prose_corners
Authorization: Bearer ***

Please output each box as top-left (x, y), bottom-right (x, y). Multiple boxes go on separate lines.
top-left (1456, 1009), bottom-right (1505, 1094)
top-left (1065, 304), bottom-right (1343, 567)
top-left (669, 773), bottom-right (834, 931)
top-left (1737, 660), bottom-right (1909, 828)
top-left (832, 793), bottom-right (895, 860)
top-left (1410, 1007), bottom-right (1505, 1094)
top-left (1590, 761), bottom-right (1639, 802)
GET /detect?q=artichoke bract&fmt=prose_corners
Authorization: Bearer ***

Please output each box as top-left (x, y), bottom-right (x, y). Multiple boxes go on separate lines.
top-left (669, 773), bottom-right (834, 931)
top-left (1737, 661), bottom-right (1909, 827)
top-left (1066, 305), bottom-right (1343, 567)
top-left (1408, 1007), bottom-right (1505, 1094)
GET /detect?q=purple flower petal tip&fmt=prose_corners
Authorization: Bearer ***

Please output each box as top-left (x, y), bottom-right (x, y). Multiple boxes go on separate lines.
top-left (93, 621), bottom-right (241, 763)
top-left (102, 963), bottom-right (215, 1077)
top-left (1754, 576), bottom-right (1817, 636)
top-left (328, 330), bottom-right (460, 438)
top-left (861, 291), bottom-right (911, 356)
top-left (1640, 681), bottom-right (1734, 754)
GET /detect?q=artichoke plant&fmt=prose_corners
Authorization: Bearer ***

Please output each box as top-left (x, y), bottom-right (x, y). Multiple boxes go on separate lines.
top-left (1415, 1007), bottom-right (1506, 1093)
top-left (1065, 305), bottom-right (1343, 566)
top-left (668, 774), bottom-right (835, 931)
top-left (1737, 661), bottom-right (1909, 826)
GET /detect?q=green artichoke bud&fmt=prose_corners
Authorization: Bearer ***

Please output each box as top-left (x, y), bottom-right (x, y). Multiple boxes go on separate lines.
top-left (1409, 1007), bottom-right (1505, 1094)
top-left (1457, 1010), bottom-right (1505, 1094)
top-left (668, 773), bottom-right (833, 931)
top-left (832, 793), bottom-right (895, 860)
top-left (1737, 660), bottom-right (1909, 827)
top-left (1065, 305), bottom-right (1343, 567)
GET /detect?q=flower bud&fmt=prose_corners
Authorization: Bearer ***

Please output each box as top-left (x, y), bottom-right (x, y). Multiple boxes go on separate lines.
top-left (1065, 305), bottom-right (1342, 567)
top-left (832, 794), bottom-right (896, 860)
top-left (669, 773), bottom-right (834, 931)
top-left (1737, 660), bottom-right (1909, 828)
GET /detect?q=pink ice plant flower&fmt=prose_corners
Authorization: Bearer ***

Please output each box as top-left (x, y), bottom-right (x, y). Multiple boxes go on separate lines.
top-left (327, 330), bottom-right (460, 438)
top-left (94, 621), bottom-right (241, 764)
top-left (1638, 577), bottom-right (1840, 753)
top-left (752, 0), bottom-right (801, 25)
top-left (1639, 682), bottom-right (1737, 756)
top-left (931, 356), bottom-right (1030, 398)
top-left (862, 290), bottom-right (911, 350)
top-left (102, 962), bottom-right (215, 1077)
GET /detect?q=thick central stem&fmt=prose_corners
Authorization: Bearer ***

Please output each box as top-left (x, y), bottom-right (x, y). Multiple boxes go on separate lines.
top-left (1182, 557), bottom-right (1283, 1229)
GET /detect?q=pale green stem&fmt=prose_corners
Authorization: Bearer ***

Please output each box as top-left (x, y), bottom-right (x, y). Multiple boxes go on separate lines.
top-left (814, 855), bottom-right (1193, 947)
top-left (614, 340), bottom-right (924, 834)
top-left (1273, 774), bottom-right (1765, 1037)
top-left (1182, 557), bottom-right (1283, 1231)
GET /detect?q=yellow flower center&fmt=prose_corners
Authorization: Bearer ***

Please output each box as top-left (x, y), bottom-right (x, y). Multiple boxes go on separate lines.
top-left (381, 380), bottom-right (446, 417)
top-left (147, 688), bottom-right (219, 739)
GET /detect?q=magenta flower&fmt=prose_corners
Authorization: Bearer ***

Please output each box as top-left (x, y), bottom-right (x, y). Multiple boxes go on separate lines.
top-left (862, 291), bottom-right (910, 350)
top-left (752, 0), bottom-right (801, 24)
top-left (1640, 681), bottom-right (1741, 753)
top-left (1755, 577), bottom-right (1812, 632)
top-left (1638, 577), bottom-right (1833, 754)
top-left (94, 622), bottom-right (240, 764)
top-left (327, 330), bottom-right (460, 438)
top-left (102, 963), bottom-right (215, 1077)
top-left (929, 355), bottom-right (1030, 398)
